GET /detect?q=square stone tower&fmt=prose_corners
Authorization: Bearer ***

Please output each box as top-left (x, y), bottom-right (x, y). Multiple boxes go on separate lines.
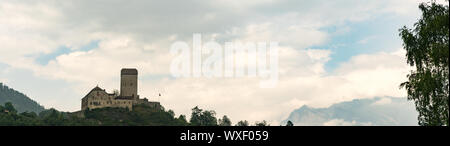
top-left (120, 68), bottom-right (138, 100)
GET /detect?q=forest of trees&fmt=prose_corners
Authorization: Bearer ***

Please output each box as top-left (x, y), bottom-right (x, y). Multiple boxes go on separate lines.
top-left (399, 1), bottom-right (449, 126)
top-left (0, 102), bottom-right (288, 126)
top-left (0, 82), bottom-right (290, 126)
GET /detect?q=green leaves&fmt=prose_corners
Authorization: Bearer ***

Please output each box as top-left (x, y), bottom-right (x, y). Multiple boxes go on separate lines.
top-left (0, 103), bottom-right (189, 126)
top-left (286, 121), bottom-right (294, 126)
top-left (1, 103), bottom-right (266, 126)
top-left (190, 106), bottom-right (218, 126)
top-left (236, 120), bottom-right (249, 126)
top-left (218, 115), bottom-right (232, 126)
top-left (4, 102), bottom-right (17, 114)
top-left (399, 1), bottom-right (449, 126)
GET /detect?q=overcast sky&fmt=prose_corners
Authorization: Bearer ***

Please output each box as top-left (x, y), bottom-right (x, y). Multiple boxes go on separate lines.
top-left (1, 0), bottom-right (446, 125)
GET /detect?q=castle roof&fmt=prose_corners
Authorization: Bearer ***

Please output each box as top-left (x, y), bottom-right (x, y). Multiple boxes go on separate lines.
top-left (82, 86), bottom-right (107, 99)
top-left (121, 68), bottom-right (138, 75)
top-left (92, 86), bottom-right (104, 91)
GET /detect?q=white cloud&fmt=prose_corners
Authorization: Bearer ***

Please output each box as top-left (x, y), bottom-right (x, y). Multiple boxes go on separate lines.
top-left (0, 0), bottom-right (424, 124)
top-left (373, 97), bottom-right (392, 105)
top-left (357, 36), bottom-right (377, 44)
top-left (323, 119), bottom-right (373, 126)
top-left (135, 48), bottom-right (410, 125)
top-left (0, 78), bottom-right (8, 85)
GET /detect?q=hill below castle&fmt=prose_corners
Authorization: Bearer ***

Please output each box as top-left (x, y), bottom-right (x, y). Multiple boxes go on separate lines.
top-left (0, 82), bottom-right (234, 126)
top-left (1, 103), bottom-right (188, 126)
top-left (0, 82), bottom-right (187, 126)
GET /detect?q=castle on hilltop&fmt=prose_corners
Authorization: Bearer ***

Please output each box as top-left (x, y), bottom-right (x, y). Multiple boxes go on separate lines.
top-left (81, 68), bottom-right (160, 111)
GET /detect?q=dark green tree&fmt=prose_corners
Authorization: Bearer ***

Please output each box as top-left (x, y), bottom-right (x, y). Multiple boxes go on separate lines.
top-left (236, 120), bottom-right (249, 126)
top-left (178, 114), bottom-right (187, 123)
top-left (286, 120), bottom-right (294, 126)
top-left (41, 108), bottom-right (65, 126)
top-left (255, 120), bottom-right (269, 126)
top-left (4, 102), bottom-right (17, 114)
top-left (189, 106), bottom-right (217, 126)
top-left (0, 103), bottom-right (189, 126)
top-left (201, 110), bottom-right (217, 126)
top-left (190, 106), bottom-right (203, 125)
top-left (168, 109), bottom-right (175, 118)
top-left (20, 112), bottom-right (38, 119)
top-left (399, 1), bottom-right (449, 126)
top-left (218, 115), bottom-right (232, 126)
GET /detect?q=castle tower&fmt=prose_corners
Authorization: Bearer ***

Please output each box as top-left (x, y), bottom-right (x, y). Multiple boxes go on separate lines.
top-left (120, 68), bottom-right (138, 100)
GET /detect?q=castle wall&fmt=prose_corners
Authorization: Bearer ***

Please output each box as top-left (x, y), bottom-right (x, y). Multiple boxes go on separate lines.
top-left (136, 99), bottom-right (161, 109)
top-left (82, 89), bottom-right (134, 111)
top-left (120, 69), bottom-right (138, 100)
top-left (81, 68), bottom-right (160, 112)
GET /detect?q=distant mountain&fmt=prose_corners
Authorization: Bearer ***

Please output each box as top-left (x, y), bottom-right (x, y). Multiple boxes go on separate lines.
top-left (0, 82), bottom-right (45, 113)
top-left (284, 97), bottom-right (418, 126)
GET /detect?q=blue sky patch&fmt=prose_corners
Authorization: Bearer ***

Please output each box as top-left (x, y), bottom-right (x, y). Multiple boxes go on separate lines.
top-left (35, 40), bottom-right (100, 65)
top-left (313, 13), bottom-right (415, 72)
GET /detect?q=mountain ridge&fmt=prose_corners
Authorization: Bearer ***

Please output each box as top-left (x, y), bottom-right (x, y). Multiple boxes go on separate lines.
top-left (0, 82), bottom-right (45, 113)
top-left (284, 97), bottom-right (418, 126)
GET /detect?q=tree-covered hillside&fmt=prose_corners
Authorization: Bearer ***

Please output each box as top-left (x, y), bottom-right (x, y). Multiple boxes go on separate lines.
top-left (1, 102), bottom-right (267, 126)
top-left (0, 83), bottom-right (268, 126)
top-left (0, 103), bottom-right (188, 126)
top-left (0, 83), bottom-right (45, 113)
top-left (81, 104), bottom-right (189, 126)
